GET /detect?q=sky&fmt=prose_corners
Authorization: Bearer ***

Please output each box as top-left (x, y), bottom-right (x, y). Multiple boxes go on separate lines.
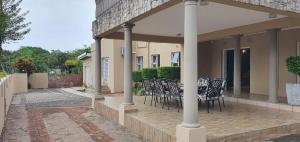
top-left (3, 0), bottom-right (96, 52)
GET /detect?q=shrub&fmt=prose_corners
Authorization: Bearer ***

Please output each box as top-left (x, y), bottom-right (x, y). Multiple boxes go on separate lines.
top-left (287, 56), bottom-right (300, 76)
top-left (132, 71), bottom-right (142, 82)
top-left (142, 68), bottom-right (157, 79)
top-left (15, 58), bottom-right (36, 76)
top-left (0, 72), bottom-right (7, 78)
top-left (157, 67), bottom-right (180, 80)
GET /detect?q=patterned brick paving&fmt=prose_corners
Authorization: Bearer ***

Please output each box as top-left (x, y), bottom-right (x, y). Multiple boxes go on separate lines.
top-left (26, 107), bottom-right (114, 142)
top-left (2, 89), bottom-right (142, 142)
top-left (27, 108), bottom-right (51, 142)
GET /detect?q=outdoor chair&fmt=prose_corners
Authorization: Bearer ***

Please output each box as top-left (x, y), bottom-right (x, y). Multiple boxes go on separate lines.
top-left (205, 79), bottom-right (223, 113)
top-left (197, 77), bottom-right (210, 108)
top-left (142, 79), bottom-right (155, 105)
top-left (153, 79), bottom-right (166, 107)
top-left (167, 80), bottom-right (183, 112)
top-left (215, 78), bottom-right (227, 107)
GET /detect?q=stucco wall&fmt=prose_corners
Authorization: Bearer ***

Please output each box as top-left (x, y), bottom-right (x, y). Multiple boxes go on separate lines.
top-left (206, 28), bottom-right (299, 97)
top-left (91, 43), bottom-right (97, 89)
top-left (12, 73), bottom-right (28, 94)
top-left (0, 74), bottom-right (28, 134)
top-left (82, 58), bottom-right (93, 88)
top-left (101, 39), bottom-right (115, 92)
top-left (278, 29), bottom-right (300, 97)
top-left (29, 73), bottom-right (48, 89)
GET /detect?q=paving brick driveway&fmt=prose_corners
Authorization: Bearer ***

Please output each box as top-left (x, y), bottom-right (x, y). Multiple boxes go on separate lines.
top-left (1, 89), bottom-right (142, 142)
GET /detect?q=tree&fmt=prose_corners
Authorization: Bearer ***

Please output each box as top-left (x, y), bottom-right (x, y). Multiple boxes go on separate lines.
top-left (0, 0), bottom-right (31, 58)
top-left (16, 46), bottom-right (50, 72)
top-left (15, 58), bottom-right (35, 76)
top-left (64, 59), bottom-right (82, 74)
top-left (48, 50), bottom-right (69, 70)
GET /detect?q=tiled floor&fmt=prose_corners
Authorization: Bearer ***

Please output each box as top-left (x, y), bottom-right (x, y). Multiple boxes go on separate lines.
top-left (101, 94), bottom-right (300, 141)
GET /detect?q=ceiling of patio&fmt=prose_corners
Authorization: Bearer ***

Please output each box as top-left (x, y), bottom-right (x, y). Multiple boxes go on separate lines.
top-left (128, 2), bottom-right (285, 38)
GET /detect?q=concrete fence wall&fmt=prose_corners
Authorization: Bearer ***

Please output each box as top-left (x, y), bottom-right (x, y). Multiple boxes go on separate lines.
top-left (0, 73), bottom-right (28, 135)
top-left (29, 73), bottom-right (48, 89)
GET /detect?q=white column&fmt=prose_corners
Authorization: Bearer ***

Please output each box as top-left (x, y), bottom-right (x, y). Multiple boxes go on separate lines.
top-left (123, 23), bottom-right (135, 105)
top-left (94, 37), bottom-right (102, 94)
top-left (182, 0), bottom-right (200, 128)
top-left (176, 1), bottom-right (206, 142)
top-left (233, 35), bottom-right (241, 96)
top-left (268, 29), bottom-right (279, 103)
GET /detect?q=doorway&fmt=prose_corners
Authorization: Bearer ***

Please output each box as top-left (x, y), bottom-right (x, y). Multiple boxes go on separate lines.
top-left (225, 50), bottom-right (234, 90)
top-left (241, 48), bottom-right (250, 92)
top-left (223, 48), bottom-right (251, 92)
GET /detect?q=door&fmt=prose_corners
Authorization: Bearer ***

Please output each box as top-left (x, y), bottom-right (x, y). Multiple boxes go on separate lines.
top-left (241, 48), bottom-right (250, 92)
top-left (225, 50), bottom-right (234, 90)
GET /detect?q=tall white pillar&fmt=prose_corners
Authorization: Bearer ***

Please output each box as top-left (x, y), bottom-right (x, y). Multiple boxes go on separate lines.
top-left (94, 37), bottom-right (102, 94)
top-left (233, 35), bottom-right (242, 96)
top-left (182, 0), bottom-right (200, 128)
top-left (268, 29), bottom-right (279, 103)
top-left (176, 1), bottom-right (206, 142)
top-left (123, 23), bottom-right (134, 105)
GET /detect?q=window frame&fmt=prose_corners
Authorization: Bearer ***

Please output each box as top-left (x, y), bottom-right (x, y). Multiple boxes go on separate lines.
top-left (102, 57), bottom-right (110, 81)
top-left (151, 54), bottom-right (160, 68)
top-left (171, 52), bottom-right (181, 67)
top-left (136, 56), bottom-right (143, 70)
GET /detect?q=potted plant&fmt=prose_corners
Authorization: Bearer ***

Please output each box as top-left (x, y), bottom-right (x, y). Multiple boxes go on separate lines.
top-left (286, 56), bottom-right (300, 105)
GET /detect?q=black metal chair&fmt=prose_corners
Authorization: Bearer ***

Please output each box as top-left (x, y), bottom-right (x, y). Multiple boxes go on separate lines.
top-left (153, 79), bottom-right (166, 107)
top-left (167, 80), bottom-right (183, 112)
top-left (215, 78), bottom-right (227, 107)
top-left (142, 79), bottom-right (155, 105)
top-left (197, 77), bottom-right (210, 108)
top-left (205, 79), bottom-right (223, 113)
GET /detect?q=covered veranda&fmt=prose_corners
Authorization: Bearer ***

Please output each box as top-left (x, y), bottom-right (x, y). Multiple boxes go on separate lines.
top-left (92, 0), bottom-right (300, 142)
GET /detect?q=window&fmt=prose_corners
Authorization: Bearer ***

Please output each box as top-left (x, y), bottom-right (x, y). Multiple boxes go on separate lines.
top-left (136, 56), bottom-right (143, 70)
top-left (102, 58), bottom-right (109, 81)
top-left (152, 54), bottom-right (160, 68)
top-left (171, 52), bottom-right (180, 67)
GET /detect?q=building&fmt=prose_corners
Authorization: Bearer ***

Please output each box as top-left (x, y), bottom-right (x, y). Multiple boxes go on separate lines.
top-left (92, 0), bottom-right (300, 141)
top-left (80, 39), bottom-right (182, 93)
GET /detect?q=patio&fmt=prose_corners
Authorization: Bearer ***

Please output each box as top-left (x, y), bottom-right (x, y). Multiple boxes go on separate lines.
top-left (94, 94), bottom-right (300, 142)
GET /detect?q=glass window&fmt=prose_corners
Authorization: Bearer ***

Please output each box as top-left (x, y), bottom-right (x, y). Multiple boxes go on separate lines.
top-left (152, 54), bottom-right (160, 68)
top-left (102, 58), bottom-right (109, 81)
top-left (136, 56), bottom-right (143, 70)
top-left (171, 52), bottom-right (180, 67)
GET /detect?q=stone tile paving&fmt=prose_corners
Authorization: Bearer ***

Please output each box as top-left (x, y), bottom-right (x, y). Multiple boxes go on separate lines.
top-left (101, 94), bottom-right (300, 142)
top-left (1, 89), bottom-right (142, 142)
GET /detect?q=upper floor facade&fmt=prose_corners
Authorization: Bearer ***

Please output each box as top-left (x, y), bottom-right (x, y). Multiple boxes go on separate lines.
top-left (93, 0), bottom-right (300, 39)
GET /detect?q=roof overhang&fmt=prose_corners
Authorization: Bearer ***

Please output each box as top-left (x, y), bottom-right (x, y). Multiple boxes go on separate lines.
top-left (78, 53), bottom-right (91, 60)
top-left (93, 0), bottom-right (300, 39)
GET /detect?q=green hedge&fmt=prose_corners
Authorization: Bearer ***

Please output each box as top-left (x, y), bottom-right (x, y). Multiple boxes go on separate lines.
top-left (287, 56), bottom-right (300, 76)
top-left (132, 71), bottom-right (142, 82)
top-left (157, 67), bottom-right (180, 80)
top-left (0, 72), bottom-right (7, 79)
top-left (142, 68), bottom-right (157, 79)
